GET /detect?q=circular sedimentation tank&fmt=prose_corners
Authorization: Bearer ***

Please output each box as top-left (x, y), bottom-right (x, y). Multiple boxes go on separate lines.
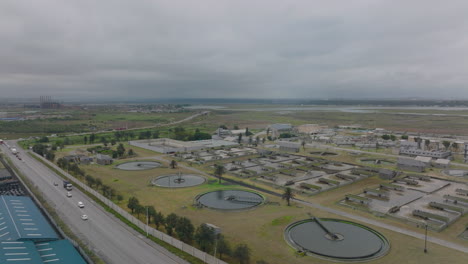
top-left (285, 218), bottom-right (389, 262)
top-left (115, 161), bottom-right (162, 171)
top-left (360, 159), bottom-right (395, 165)
top-left (152, 174), bottom-right (205, 188)
top-left (196, 190), bottom-right (264, 210)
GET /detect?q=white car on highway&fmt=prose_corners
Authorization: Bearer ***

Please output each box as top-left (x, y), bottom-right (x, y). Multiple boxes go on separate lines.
top-left (67, 192), bottom-right (72, 198)
top-left (81, 214), bottom-right (88, 220)
top-left (78, 201), bottom-right (84, 208)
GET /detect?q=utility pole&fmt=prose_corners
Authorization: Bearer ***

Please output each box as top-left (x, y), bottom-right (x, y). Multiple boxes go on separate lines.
top-left (146, 206), bottom-right (149, 237)
top-left (424, 224), bottom-right (428, 253)
top-left (214, 234), bottom-right (218, 258)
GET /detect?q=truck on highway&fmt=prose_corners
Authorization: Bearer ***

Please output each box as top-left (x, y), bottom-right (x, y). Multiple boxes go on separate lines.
top-left (63, 180), bottom-right (73, 191)
top-left (11, 148), bottom-right (18, 155)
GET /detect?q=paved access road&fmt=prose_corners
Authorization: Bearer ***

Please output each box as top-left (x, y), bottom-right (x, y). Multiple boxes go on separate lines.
top-left (1, 141), bottom-right (188, 264)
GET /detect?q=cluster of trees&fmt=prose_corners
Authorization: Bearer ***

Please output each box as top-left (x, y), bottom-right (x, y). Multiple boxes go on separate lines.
top-left (32, 143), bottom-right (55, 161)
top-left (87, 132), bottom-right (133, 144)
top-left (412, 137), bottom-right (459, 151)
top-left (104, 131), bottom-right (131, 142)
top-left (219, 125), bottom-right (242, 131)
top-left (36, 136), bottom-right (73, 150)
top-left (442, 140), bottom-right (458, 151)
top-left (31, 124), bottom-right (217, 151)
top-left (85, 175), bottom-right (122, 200)
top-left (87, 145), bottom-right (110, 153)
top-left (172, 127), bottom-right (211, 141)
top-left (381, 134), bottom-right (397, 141)
top-left (221, 126), bottom-right (262, 145)
top-left (279, 133), bottom-right (295, 139)
top-left (38, 136), bottom-right (50, 143)
top-left (127, 196), bottom-right (251, 262)
top-left (57, 158), bottom-right (85, 177)
top-left (115, 143), bottom-right (127, 157)
top-left (88, 127), bottom-right (211, 143)
top-left (127, 197), bottom-right (167, 230)
top-left (86, 144), bottom-right (134, 159)
top-left (138, 130), bottom-right (156, 140)
top-left (56, 158), bottom-right (122, 201)
top-left (56, 156), bottom-right (122, 201)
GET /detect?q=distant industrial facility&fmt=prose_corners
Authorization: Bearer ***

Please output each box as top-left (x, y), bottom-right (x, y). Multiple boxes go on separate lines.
top-left (40, 96), bottom-right (62, 109)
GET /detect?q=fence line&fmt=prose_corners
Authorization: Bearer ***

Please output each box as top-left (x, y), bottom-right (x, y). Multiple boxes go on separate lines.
top-left (34, 153), bottom-right (227, 264)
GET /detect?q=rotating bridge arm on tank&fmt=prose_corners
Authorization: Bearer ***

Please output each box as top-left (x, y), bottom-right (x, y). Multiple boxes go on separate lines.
top-left (307, 213), bottom-right (340, 240)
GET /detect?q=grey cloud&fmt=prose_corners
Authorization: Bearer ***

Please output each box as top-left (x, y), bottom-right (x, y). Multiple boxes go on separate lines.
top-left (1, 0), bottom-right (468, 100)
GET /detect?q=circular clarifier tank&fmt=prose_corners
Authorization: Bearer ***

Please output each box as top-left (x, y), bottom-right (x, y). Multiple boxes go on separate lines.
top-left (152, 174), bottom-right (206, 188)
top-left (285, 218), bottom-right (389, 262)
top-left (196, 190), bottom-right (264, 210)
top-left (115, 161), bottom-right (162, 171)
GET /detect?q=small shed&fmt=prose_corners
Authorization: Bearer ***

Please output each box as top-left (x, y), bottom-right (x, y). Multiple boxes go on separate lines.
top-left (433, 159), bottom-right (450, 168)
top-left (415, 156), bottom-right (432, 165)
top-left (63, 155), bottom-right (78, 162)
top-left (397, 158), bottom-right (427, 172)
top-left (203, 223), bottom-right (221, 235)
top-left (278, 141), bottom-right (300, 153)
top-left (96, 154), bottom-right (113, 165)
top-left (79, 155), bottom-right (93, 165)
top-left (379, 169), bottom-right (398, 180)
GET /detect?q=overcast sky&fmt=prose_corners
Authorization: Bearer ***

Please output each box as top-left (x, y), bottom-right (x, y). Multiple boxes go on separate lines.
top-left (1, 0), bottom-right (468, 100)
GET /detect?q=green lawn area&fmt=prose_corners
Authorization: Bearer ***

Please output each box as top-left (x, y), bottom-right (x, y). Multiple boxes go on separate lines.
top-left (52, 142), bottom-right (468, 264)
top-left (195, 108), bottom-right (468, 135)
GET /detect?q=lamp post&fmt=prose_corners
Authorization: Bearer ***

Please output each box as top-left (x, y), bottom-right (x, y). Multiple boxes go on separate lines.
top-left (146, 206), bottom-right (149, 237)
top-left (213, 234), bottom-right (219, 258)
top-left (424, 223), bottom-right (428, 253)
top-left (204, 223), bottom-right (221, 258)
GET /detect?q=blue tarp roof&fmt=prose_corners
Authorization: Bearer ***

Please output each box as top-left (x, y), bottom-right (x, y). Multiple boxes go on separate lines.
top-left (0, 240), bottom-right (43, 264)
top-left (1, 196), bottom-right (87, 263)
top-left (0, 196), bottom-right (58, 241)
top-left (0, 240), bottom-right (87, 264)
top-left (36, 240), bottom-right (87, 264)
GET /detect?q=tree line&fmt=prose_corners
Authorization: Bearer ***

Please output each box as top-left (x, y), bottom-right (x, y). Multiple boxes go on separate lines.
top-left (28, 125), bottom-right (214, 150)
top-left (127, 196), bottom-right (253, 263)
top-left (32, 143), bottom-right (56, 162)
top-left (55, 158), bottom-right (123, 201)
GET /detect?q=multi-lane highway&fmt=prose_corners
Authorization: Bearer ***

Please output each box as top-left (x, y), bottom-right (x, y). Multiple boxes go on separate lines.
top-left (1, 141), bottom-right (188, 264)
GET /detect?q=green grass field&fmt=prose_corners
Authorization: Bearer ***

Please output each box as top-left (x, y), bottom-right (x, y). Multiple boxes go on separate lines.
top-left (10, 104), bottom-right (468, 263)
top-left (53, 142), bottom-right (468, 264)
top-left (192, 107), bottom-right (468, 135)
